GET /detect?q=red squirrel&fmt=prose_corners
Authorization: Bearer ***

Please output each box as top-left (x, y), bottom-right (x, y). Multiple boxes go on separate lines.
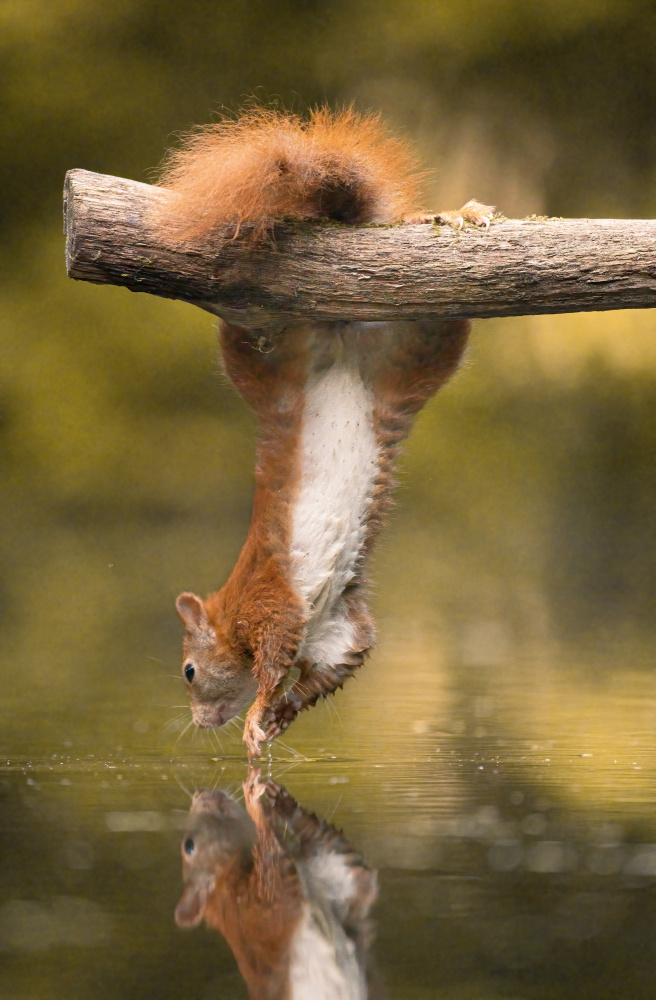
top-left (175, 769), bottom-right (379, 1000)
top-left (154, 107), bottom-right (494, 757)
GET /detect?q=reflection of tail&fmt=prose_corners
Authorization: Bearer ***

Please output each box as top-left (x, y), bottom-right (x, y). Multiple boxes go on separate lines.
top-left (174, 769), bottom-right (379, 999)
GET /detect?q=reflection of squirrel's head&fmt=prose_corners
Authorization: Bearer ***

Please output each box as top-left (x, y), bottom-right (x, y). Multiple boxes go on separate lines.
top-left (154, 105), bottom-right (425, 242)
top-left (174, 789), bottom-right (256, 928)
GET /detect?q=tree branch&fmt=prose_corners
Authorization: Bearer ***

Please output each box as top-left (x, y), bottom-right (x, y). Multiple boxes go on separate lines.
top-left (64, 168), bottom-right (656, 330)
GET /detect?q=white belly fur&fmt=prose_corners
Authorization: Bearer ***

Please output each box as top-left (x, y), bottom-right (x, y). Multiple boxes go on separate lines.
top-left (290, 343), bottom-right (378, 667)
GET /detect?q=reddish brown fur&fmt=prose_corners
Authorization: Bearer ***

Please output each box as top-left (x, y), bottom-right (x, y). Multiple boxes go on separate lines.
top-left (209, 326), bottom-right (309, 694)
top-left (155, 105), bottom-right (425, 241)
top-left (176, 325), bottom-right (311, 738)
top-left (366, 319), bottom-right (472, 544)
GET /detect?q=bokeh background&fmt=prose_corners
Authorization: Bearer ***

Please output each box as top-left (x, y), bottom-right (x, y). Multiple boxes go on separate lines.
top-left (2, 0), bottom-right (656, 765)
top-left (4, 6), bottom-right (656, 999)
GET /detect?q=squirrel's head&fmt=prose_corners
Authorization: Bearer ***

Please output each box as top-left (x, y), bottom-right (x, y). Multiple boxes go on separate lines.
top-left (175, 592), bottom-right (258, 729)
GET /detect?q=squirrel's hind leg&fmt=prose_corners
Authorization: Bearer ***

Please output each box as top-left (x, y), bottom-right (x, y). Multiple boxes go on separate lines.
top-left (261, 653), bottom-right (367, 740)
top-left (406, 199), bottom-right (496, 229)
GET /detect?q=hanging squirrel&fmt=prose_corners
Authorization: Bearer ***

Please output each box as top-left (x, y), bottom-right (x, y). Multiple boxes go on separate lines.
top-left (154, 106), bottom-right (494, 757)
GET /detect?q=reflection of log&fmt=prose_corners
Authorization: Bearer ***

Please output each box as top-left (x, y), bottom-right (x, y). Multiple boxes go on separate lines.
top-left (64, 168), bottom-right (656, 331)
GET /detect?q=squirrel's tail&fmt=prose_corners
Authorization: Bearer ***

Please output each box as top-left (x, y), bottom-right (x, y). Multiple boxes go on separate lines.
top-left (155, 105), bottom-right (424, 241)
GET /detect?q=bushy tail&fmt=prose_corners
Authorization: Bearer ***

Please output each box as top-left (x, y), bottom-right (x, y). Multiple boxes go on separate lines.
top-left (155, 105), bottom-right (424, 242)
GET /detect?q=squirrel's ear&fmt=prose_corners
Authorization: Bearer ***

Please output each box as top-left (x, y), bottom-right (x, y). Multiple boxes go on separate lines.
top-left (175, 592), bottom-right (208, 632)
top-left (174, 883), bottom-right (210, 928)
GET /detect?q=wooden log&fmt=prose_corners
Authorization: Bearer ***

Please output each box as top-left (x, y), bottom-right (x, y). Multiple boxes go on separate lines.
top-left (64, 168), bottom-right (656, 331)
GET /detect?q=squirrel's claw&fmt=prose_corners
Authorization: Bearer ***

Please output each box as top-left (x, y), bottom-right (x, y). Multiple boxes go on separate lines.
top-left (243, 711), bottom-right (266, 759)
top-left (459, 198), bottom-right (496, 228)
top-left (434, 199), bottom-right (496, 230)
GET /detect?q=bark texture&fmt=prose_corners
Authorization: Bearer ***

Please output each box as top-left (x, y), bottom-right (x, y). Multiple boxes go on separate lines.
top-left (64, 168), bottom-right (656, 330)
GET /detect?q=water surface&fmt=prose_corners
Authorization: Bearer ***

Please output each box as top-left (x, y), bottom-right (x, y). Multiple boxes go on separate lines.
top-left (4, 645), bottom-right (656, 998)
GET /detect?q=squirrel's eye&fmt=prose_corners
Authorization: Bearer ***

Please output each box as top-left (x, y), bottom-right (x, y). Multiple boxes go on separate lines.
top-left (184, 663), bottom-right (195, 683)
top-left (183, 837), bottom-right (195, 855)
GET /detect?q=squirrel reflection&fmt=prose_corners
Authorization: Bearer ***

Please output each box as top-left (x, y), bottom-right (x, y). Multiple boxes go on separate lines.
top-left (175, 768), bottom-right (380, 999)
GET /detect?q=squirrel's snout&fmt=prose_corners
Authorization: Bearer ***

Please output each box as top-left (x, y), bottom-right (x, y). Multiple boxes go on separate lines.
top-left (191, 702), bottom-right (236, 730)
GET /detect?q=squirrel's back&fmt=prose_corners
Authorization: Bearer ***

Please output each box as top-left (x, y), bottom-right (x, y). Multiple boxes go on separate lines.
top-left (155, 105), bottom-right (424, 241)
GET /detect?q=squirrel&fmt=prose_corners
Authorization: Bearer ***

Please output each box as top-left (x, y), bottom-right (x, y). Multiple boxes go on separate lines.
top-left (154, 106), bottom-right (494, 757)
top-left (174, 769), bottom-right (379, 1000)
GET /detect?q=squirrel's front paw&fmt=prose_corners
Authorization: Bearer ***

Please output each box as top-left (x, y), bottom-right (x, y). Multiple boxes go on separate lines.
top-left (243, 710), bottom-right (266, 759)
top-left (434, 199), bottom-right (496, 230)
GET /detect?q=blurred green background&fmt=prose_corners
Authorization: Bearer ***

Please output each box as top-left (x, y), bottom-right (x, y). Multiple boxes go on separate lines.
top-left (2, 0), bottom-right (656, 766)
